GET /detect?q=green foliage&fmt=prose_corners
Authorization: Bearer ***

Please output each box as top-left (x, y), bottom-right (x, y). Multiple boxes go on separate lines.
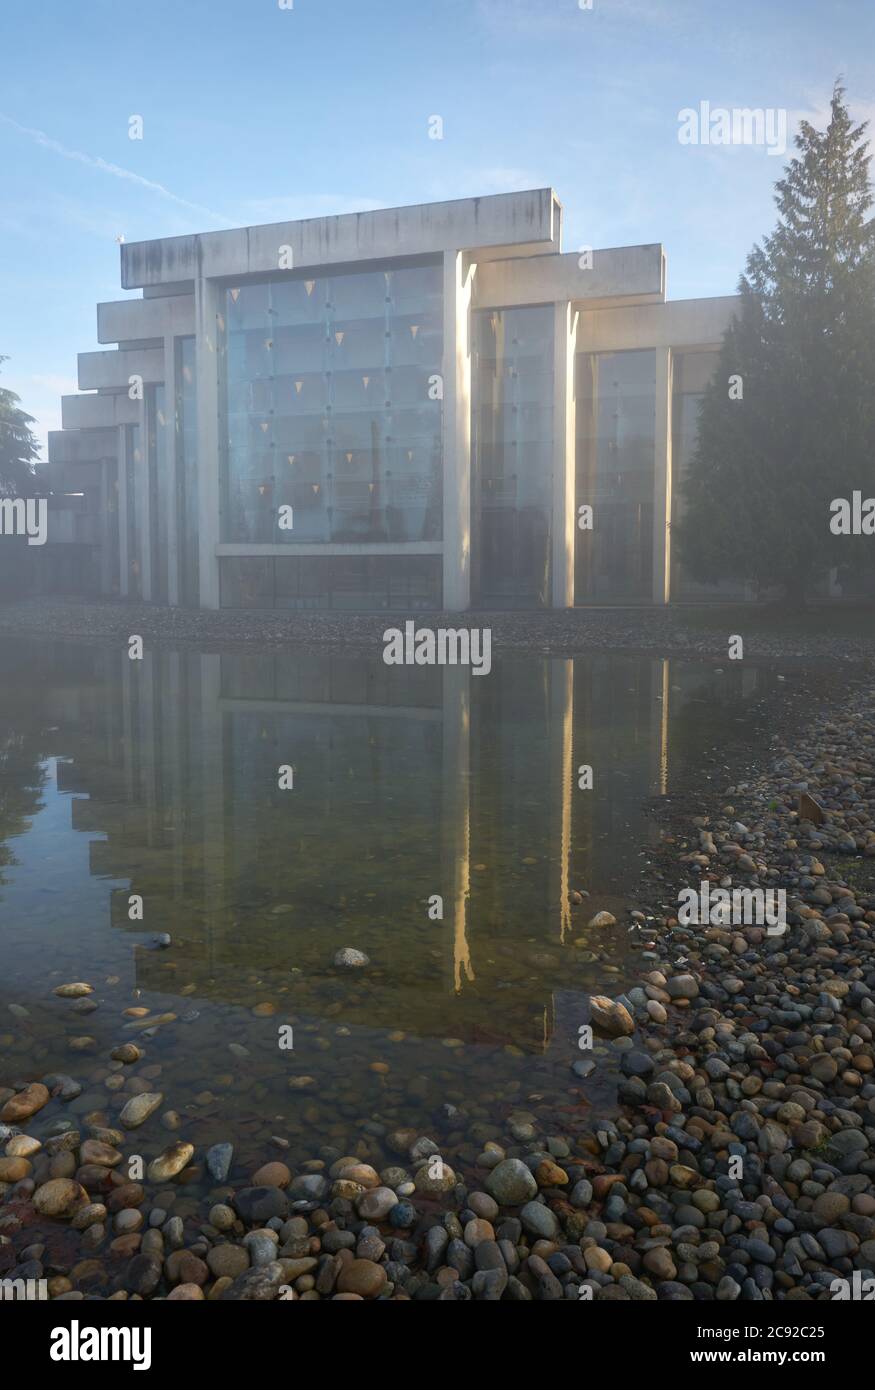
top-left (675, 84), bottom-right (875, 601)
top-left (0, 356), bottom-right (39, 499)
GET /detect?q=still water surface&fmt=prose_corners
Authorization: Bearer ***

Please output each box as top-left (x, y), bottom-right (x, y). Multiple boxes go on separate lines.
top-left (0, 639), bottom-right (785, 1173)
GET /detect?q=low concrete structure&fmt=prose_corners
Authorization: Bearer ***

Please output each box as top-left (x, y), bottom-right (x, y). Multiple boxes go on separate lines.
top-left (43, 188), bottom-right (741, 609)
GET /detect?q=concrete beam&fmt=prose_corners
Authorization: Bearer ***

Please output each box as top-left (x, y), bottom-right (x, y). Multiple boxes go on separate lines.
top-left (42, 460), bottom-right (103, 493)
top-left (474, 246), bottom-right (665, 310)
top-left (121, 189), bottom-right (561, 287)
top-left (62, 394), bottom-right (141, 430)
top-left (48, 429), bottom-right (118, 464)
top-left (97, 294), bottom-right (194, 345)
top-left (577, 296), bottom-right (739, 353)
top-left (78, 347), bottom-right (165, 392)
top-left (216, 542), bottom-right (443, 557)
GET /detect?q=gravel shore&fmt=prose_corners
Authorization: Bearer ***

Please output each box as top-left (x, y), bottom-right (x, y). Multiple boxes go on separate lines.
top-left (2, 654), bottom-right (875, 1300)
top-left (2, 594), bottom-right (874, 664)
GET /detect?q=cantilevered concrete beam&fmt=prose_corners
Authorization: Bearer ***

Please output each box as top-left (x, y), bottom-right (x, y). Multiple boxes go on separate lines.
top-left (121, 189), bottom-right (561, 288)
top-left (474, 246), bottom-right (665, 310)
top-left (577, 296), bottom-right (738, 353)
top-left (48, 429), bottom-right (118, 464)
top-left (62, 394), bottom-right (141, 430)
top-left (78, 347), bottom-right (165, 393)
top-left (97, 295), bottom-right (194, 345)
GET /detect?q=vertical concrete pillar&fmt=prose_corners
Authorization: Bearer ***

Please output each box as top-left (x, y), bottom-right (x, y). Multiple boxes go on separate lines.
top-left (442, 252), bottom-right (475, 612)
top-left (118, 424), bottom-right (129, 598)
top-left (551, 304), bottom-right (578, 609)
top-left (136, 391), bottom-right (151, 600)
top-left (98, 458), bottom-right (112, 595)
top-left (652, 347), bottom-right (673, 604)
top-left (195, 277), bottom-right (221, 609)
top-left (165, 334), bottom-right (181, 606)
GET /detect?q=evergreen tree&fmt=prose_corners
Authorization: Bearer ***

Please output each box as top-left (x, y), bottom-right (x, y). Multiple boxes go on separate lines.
top-left (675, 83), bottom-right (875, 603)
top-left (0, 357), bottom-right (39, 498)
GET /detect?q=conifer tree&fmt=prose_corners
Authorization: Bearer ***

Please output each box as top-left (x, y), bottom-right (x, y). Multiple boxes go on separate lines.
top-left (675, 83), bottom-right (875, 602)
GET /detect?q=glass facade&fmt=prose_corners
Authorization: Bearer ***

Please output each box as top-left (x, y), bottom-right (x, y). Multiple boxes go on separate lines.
top-left (175, 337), bottom-right (200, 607)
top-left (669, 352), bottom-right (746, 600)
top-left (218, 262), bottom-right (443, 547)
top-left (575, 349), bottom-right (656, 603)
top-left (220, 554), bottom-right (441, 611)
top-left (471, 306), bottom-right (554, 607)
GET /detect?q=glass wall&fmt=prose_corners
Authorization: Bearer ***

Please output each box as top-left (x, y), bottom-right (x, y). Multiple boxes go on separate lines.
top-left (124, 423), bottom-right (142, 599)
top-left (471, 306), bottom-right (554, 607)
top-left (146, 385), bottom-right (170, 604)
top-left (220, 554), bottom-right (441, 611)
top-left (218, 262), bottom-right (443, 547)
top-left (669, 352), bottom-right (747, 600)
top-left (575, 349), bottom-right (656, 602)
top-left (175, 338), bottom-right (199, 607)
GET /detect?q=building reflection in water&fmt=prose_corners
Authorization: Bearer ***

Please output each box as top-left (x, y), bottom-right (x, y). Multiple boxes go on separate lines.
top-left (23, 642), bottom-right (768, 1053)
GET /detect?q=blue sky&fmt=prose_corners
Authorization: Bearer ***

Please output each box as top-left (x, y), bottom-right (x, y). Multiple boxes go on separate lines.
top-left (2, 0), bottom-right (873, 456)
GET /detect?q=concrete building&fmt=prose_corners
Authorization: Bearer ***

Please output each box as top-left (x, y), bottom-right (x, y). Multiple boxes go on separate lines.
top-left (45, 188), bottom-right (742, 610)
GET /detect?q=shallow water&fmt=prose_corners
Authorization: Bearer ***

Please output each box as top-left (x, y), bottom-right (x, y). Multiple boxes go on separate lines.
top-left (0, 638), bottom-right (790, 1176)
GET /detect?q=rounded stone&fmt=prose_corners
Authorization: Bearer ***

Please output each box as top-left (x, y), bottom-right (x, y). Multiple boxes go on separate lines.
top-left (357, 1186), bottom-right (398, 1222)
top-left (207, 1244), bottom-right (250, 1279)
top-left (485, 1159), bottom-right (538, 1207)
top-left (33, 1179), bottom-right (88, 1219)
top-left (251, 1161), bottom-right (291, 1189)
top-left (336, 1259), bottom-right (387, 1298)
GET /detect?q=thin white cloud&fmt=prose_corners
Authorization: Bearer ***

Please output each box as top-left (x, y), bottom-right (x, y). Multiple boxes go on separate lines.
top-left (0, 112), bottom-right (231, 225)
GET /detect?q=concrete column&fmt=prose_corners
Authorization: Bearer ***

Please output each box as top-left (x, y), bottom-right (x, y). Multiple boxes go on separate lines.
top-left (118, 424), bottom-right (129, 598)
top-left (99, 459), bottom-right (112, 595)
top-left (137, 390), bottom-right (151, 600)
top-left (652, 347), bottom-right (673, 604)
top-left (195, 277), bottom-right (222, 609)
top-left (441, 252), bottom-right (475, 612)
top-left (551, 304), bottom-right (578, 609)
top-left (165, 333), bottom-right (181, 606)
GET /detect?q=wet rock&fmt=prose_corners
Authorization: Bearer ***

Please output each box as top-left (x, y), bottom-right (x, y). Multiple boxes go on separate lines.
top-left (1, 1083), bottom-right (49, 1124)
top-left (147, 1142), bottom-right (194, 1182)
top-left (119, 1093), bottom-right (163, 1129)
top-left (485, 1159), bottom-right (538, 1206)
top-left (334, 948), bottom-right (369, 969)
top-left (33, 1179), bottom-right (88, 1219)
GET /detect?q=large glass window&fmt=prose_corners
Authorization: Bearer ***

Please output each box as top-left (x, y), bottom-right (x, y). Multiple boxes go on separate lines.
top-left (575, 349), bottom-right (656, 602)
top-left (220, 554), bottom-right (441, 611)
top-left (218, 262), bottom-right (443, 545)
top-left (175, 337), bottom-right (199, 606)
top-left (670, 352), bottom-right (746, 601)
top-left (471, 306), bottom-right (554, 607)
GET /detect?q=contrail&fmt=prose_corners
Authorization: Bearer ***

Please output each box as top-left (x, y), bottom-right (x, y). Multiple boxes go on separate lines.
top-left (0, 112), bottom-right (230, 226)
